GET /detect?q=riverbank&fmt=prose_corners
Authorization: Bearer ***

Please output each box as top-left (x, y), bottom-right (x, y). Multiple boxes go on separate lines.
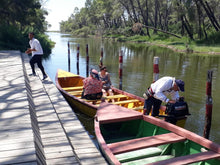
top-left (101, 34), bottom-right (220, 55)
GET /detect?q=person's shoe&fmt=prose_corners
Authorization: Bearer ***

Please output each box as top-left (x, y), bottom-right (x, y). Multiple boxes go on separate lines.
top-left (29, 73), bottom-right (36, 76)
top-left (42, 75), bottom-right (48, 80)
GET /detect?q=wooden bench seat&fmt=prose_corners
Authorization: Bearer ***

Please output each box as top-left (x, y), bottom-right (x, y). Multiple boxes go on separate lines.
top-left (115, 147), bottom-right (162, 163)
top-left (105, 94), bottom-right (127, 99)
top-left (112, 99), bottom-right (140, 105)
top-left (147, 150), bottom-right (220, 165)
top-left (132, 106), bottom-right (144, 111)
top-left (107, 133), bottom-right (186, 154)
top-left (68, 90), bottom-right (83, 95)
top-left (122, 155), bottom-right (174, 165)
top-left (63, 86), bottom-right (83, 91)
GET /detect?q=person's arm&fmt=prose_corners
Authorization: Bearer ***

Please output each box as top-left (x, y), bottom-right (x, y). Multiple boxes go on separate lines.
top-left (170, 91), bottom-right (180, 101)
top-left (25, 40), bottom-right (37, 54)
top-left (154, 91), bottom-right (169, 103)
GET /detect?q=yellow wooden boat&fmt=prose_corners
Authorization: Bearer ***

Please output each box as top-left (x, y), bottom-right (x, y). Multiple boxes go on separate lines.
top-left (55, 69), bottom-right (188, 127)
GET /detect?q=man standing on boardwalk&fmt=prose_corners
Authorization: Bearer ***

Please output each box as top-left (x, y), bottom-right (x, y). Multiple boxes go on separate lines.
top-left (25, 32), bottom-right (47, 80)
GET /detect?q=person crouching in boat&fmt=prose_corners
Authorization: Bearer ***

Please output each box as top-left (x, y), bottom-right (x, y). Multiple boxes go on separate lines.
top-left (82, 69), bottom-right (103, 100)
top-left (98, 66), bottom-right (114, 102)
top-left (143, 76), bottom-right (185, 117)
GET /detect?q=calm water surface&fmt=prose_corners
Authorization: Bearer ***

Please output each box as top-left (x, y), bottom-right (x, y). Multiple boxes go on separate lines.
top-left (44, 32), bottom-right (220, 144)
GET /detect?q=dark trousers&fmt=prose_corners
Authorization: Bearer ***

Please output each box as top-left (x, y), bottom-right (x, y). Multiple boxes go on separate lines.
top-left (144, 97), bottom-right (162, 116)
top-left (83, 92), bottom-right (103, 100)
top-left (30, 55), bottom-right (46, 76)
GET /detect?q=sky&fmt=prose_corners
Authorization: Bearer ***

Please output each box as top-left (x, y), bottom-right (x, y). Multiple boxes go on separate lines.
top-left (44, 0), bottom-right (86, 31)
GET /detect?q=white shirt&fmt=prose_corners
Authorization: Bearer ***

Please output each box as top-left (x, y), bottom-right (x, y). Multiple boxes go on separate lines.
top-left (151, 76), bottom-right (180, 103)
top-left (29, 38), bottom-right (43, 56)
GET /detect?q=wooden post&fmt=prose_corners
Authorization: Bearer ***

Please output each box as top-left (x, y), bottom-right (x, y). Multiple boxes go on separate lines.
top-left (76, 44), bottom-right (79, 75)
top-left (86, 44), bottom-right (89, 77)
top-left (119, 50), bottom-right (123, 90)
top-left (99, 48), bottom-right (103, 68)
top-left (68, 41), bottom-right (70, 72)
top-left (153, 56), bottom-right (159, 82)
top-left (203, 70), bottom-right (213, 139)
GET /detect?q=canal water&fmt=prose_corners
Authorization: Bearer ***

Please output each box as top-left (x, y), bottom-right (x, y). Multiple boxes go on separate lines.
top-left (44, 32), bottom-right (220, 144)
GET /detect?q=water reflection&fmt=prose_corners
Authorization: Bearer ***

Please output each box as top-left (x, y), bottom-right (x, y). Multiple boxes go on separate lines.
top-left (44, 32), bottom-right (220, 144)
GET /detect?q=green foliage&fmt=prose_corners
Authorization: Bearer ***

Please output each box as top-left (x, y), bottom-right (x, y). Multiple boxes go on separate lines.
top-left (0, 24), bottom-right (28, 51)
top-left (196, 32), bottom-right (220, 45)
top-left (0, 0), bottom-right (52, 53)
top-left (0, 24), bottom-right (54, 55)
top-left (60, 0), bottom-right (220, 46)
top-left (71, 26), bottom-right (94, 37)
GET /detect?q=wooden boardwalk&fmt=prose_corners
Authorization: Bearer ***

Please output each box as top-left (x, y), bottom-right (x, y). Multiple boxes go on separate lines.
top-left (0, 51), bottom-right (107, 165)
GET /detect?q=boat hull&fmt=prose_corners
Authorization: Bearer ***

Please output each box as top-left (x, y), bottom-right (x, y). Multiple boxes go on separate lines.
top-left (95, 103), bottom-right (220, 165)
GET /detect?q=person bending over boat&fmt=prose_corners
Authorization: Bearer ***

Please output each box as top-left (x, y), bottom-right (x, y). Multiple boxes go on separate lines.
top-left (82, 69), bottom-right (103, 100)
top-left (143, 76), bottom-right (184, 116)
top-left (98, 66), bottom-right (114, 102)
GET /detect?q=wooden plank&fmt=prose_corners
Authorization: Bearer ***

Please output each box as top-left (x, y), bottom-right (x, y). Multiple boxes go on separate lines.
top-left (112, 99), bottom-right (140, 105)
top-left (147, 151), bottom-right (220, 165)
top-left (132, 106), bottom-right (144, 111)
top-left (68, 91), bottom-right (83, 96)
top-left (105, 94), bottom-right (127, 99)
top-left (63, 86), bottom-right (83, 91)
top-left (108, 133), bottom-right (186, 154)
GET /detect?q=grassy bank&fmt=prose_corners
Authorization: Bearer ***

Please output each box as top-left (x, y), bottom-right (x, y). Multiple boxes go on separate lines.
top-left (104, 32), bottom-right (220, 55)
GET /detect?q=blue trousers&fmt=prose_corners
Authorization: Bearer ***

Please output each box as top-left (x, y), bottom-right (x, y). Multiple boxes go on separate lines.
top-left (144, 97), bottom-right (162, 116)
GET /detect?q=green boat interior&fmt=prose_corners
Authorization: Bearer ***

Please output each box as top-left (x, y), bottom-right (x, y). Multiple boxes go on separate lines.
top-left (100, 119), bottom-right (220, 165)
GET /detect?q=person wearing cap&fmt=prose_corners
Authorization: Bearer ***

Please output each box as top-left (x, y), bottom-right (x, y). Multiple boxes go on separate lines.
top-left (143, 76), bottom-right (185, 116)
top-left (82, 69), bottom-right (103, 100)
top-left (98, 66), bottom-right (114, 102)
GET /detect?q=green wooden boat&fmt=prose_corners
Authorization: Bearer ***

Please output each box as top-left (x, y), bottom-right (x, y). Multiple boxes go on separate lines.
top-left (95, 102), bottom-right (220, 165)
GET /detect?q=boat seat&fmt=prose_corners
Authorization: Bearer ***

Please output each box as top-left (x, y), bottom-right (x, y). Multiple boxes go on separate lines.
top-left (146, 150), bottom-right (220, 165)
top-left (122, 155), bottom-right (174, 165)
top-left (132, 106), bottom-right (144, 111)
top-left (105, 94), bottom-right (127, 99)
top-left (112, 99), bottom-right (140, 105)
top-left (115, 147), bottom-right (162, 163)
top-left (68, 90), bottom-right (83, 95)
top-left (63, 86), bottom-right (83, 91)
top-left (107, 133), bottom-right (186, 154)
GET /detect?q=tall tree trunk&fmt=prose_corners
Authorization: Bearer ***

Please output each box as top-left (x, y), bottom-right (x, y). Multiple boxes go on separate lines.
top-left (154, 0), bottom-right (159, 34)
top-left (136, 0), bottom-right (149, 36)
top-left (129, 0), bottom-right (138, 23)
top-left (182, 15), bottom-right (194, 40)
top-left (195, 0), bottom-right (203, 39)
top-left (205, 1), bottom-right (220, 29)
top-left (121, 14), bottom-right (127, 27)
top-left (197, 0), bottom-right (219, 31)
top-left (164, 0), bottom-right (169, 31)
top-left (119, 0), bottom-right (135, 23)
top-left (145, 0), bottom-right (150, 36)
top-left (176, 1), bottom-right (193, 39)
top-left (203, 19), bottom-right (208, 39)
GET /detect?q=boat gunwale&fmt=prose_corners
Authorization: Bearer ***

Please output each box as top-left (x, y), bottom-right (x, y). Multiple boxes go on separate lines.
top-left (143, 114), bottom-right (220, 154)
